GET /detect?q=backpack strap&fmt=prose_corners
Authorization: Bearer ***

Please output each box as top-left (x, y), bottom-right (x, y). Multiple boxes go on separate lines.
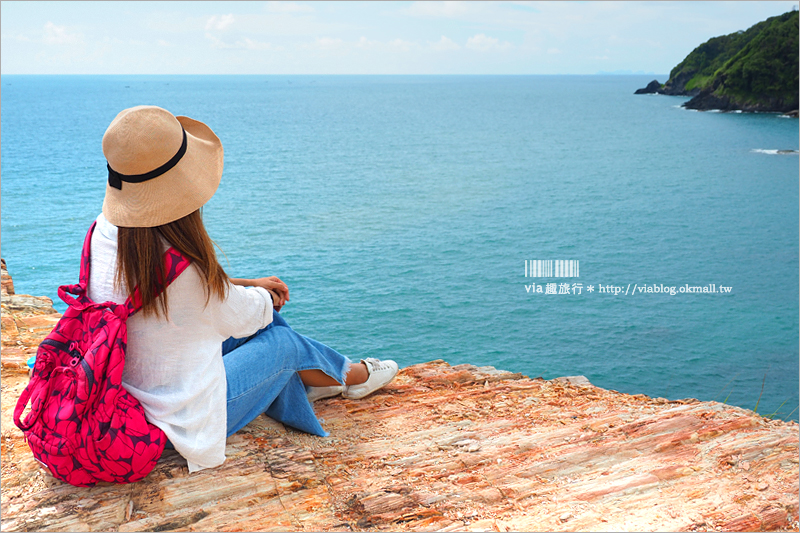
top-left (58, 222), bottom-right (97, 307)
top-left (14, 354), bottom-right (56, 431)
top-left (125, 247), bottom-right (192, 315)
top-left (79, 221), bottom-right (95, 288)
top-left (59, 221), bottom-right (192, 314)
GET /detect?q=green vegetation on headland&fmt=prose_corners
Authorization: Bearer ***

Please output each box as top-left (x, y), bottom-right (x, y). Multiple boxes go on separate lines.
top-left (635, 9), bottom-right (799, 113)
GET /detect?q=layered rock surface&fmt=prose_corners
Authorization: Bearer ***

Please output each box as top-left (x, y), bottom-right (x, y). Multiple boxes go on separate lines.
top-left (2, 260), bottom-right (798, 532)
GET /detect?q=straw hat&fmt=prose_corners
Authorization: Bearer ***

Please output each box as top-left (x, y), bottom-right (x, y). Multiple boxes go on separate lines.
top-left (101, 106), bottom-right (223, 228)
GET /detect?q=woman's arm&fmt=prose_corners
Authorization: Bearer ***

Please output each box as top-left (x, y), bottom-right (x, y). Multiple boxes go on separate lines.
top-left (229, 276), bottom-right (290, 309)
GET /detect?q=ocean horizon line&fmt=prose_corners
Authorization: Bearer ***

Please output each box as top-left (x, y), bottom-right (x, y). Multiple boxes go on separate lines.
top-left (1, 72), bottom-right (668, 78)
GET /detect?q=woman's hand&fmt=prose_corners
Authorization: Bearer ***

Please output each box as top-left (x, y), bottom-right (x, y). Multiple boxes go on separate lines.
top-left (253, 276), bottom-right (290, 305)
top-left (230, 276), bottom-right (290, 310)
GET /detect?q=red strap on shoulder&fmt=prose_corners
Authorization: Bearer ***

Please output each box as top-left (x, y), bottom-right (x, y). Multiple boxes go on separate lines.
top-left (63, 220), bottom-right (192, 314)
top-left (58, 222), bottom-right (97, 307)
top-left (125, 247), bottom-right (192, 315)
top-left (78, 221), bottom-right (97, 289)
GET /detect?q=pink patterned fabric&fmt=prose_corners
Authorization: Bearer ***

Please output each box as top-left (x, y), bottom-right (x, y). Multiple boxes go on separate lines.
top-left (14, 222), bottom-right (191, 487)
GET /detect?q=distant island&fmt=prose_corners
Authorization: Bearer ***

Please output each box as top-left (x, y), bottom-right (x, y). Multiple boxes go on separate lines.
top-left (635, 9), bottom-right (799, 114)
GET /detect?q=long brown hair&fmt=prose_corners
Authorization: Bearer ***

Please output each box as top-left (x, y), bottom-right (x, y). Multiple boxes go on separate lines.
top-left (115, 209), bottom-right (228, 318)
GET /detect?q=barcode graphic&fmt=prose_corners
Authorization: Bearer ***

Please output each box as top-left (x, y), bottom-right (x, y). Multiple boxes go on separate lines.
top-left (525, 260), bottom-right (579, 278)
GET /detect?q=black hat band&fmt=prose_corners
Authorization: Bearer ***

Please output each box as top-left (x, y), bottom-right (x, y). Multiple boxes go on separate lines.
top-left (107, 128), bottom-right (188, 190)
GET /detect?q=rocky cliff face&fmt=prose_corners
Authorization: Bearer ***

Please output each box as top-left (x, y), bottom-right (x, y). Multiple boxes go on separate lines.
top-left (658, 71), bottom-right (702, 97)
top-left (2, 260), bottom-right (798, 532)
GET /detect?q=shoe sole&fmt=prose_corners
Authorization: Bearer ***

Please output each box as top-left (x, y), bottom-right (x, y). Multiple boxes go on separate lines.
top-left (342, 367), bottom-right (398, 399)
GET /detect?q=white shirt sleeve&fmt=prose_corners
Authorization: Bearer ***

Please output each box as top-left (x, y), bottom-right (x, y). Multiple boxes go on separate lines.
top-left (213, 283), bottom-right (274, 340)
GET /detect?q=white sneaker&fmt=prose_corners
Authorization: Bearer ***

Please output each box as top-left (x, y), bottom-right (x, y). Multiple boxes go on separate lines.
top-left (342, 358), bottom-right (399, 399)
top-left (307, 385), bottom-right (343, 402)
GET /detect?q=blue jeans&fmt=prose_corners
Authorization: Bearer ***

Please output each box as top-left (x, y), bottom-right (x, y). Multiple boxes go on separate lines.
top-left (222, 310), bottom-right (351, 437)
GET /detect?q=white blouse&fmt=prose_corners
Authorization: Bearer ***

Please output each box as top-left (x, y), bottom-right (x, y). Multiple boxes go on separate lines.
top-left (87, 213), bottom-right (273, 472)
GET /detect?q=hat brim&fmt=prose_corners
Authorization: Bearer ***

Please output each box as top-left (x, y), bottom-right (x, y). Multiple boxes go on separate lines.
top-left (102, 116), bottom-right (223, 228)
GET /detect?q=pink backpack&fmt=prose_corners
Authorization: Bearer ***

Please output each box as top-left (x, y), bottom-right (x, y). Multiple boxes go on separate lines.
top-left (14, 222), bottom-right (191, 487)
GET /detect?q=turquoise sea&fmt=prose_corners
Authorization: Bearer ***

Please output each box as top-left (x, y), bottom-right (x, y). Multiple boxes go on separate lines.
top-left (2, 75), bottom-right (798, 421)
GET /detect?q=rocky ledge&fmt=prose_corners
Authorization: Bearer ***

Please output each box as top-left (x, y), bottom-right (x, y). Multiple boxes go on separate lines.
top-left (2, 260), bottom-right (798, 532)
top-left (634, 79), bottom-right (800, 115)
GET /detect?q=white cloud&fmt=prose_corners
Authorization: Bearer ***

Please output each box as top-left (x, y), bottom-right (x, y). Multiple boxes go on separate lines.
top-left (241, 38), bottom-right (282, 51)
top-left (509, 1), bottom-right (540, 11)
top-left (408, 1), bottom-right (470, 18)
top-left (428, 35), bottom-right (460, 51)
top-left (206, 33), bottom-right (282, 51)
top-left (43, 22), bottom-right (82, 45)
top-left (266, 2), bottom-right (314, 14)
top-left (315, 37), bottom-right (344, 49)
top-left (203, 13), bottom-right (285, 51)
top-left (4, 33), bottom-right (33, 43)
top-left (466, 33), bottom-right (513, 52)
top-left (357, 36), bottom-right (379, 49)
top-left (205, 33), bottom-right (225, 48)
top-left (6, 0), bottom-right (797, 75)
top-left (299, 37), bottom-right (346, 51)
top-left (205, 14), bottom-right (235, 31)
top-left (388, 38), bottom-right (418, 52)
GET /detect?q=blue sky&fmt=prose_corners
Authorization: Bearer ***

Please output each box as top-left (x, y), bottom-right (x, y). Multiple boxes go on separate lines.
top-left (1, 1), bottom-right (797, 75)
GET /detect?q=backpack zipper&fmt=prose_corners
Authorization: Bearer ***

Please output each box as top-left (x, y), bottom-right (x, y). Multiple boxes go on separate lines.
top-left (41, 339), bottom-right (84, 366)
top-left (40, 339), bottom-right (70, 351)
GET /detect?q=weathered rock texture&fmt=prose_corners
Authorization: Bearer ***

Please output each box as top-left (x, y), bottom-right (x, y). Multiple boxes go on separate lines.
top-left (2, 261), bottom-right (798, 532)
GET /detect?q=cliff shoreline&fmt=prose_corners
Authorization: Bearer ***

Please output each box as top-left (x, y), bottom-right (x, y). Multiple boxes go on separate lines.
top-left (634, 79), bottom-right (799, 115)
top-left (1, 259), bottom-right (798, 532)
top-left (635, 10), bottom-right (799, 114)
